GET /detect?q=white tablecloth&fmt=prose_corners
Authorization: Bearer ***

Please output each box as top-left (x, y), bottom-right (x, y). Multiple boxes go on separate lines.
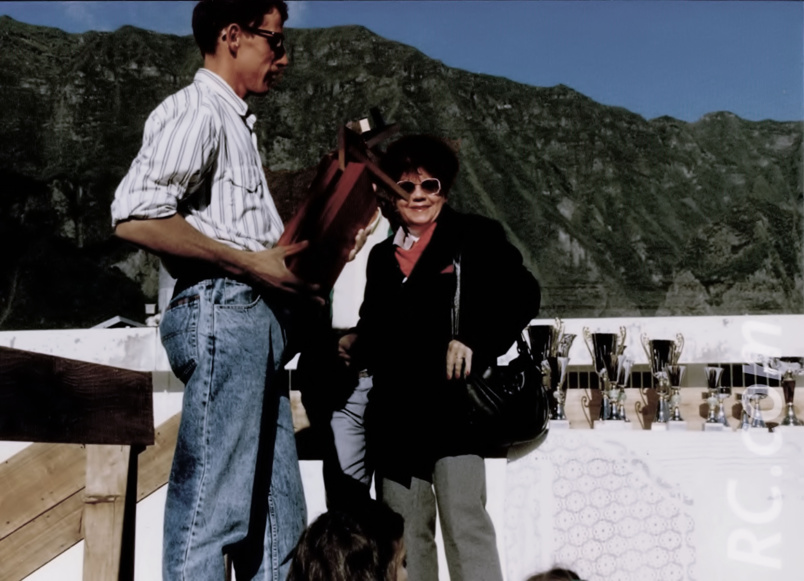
top-left (505, 429), bottom-right (804, 581)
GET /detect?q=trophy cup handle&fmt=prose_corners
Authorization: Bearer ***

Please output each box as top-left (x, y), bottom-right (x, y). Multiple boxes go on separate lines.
top-left (640, 333), bottom-right (652, 364)
top-left (583, 327), bottom-right (595, 362)
top-left (639, 386), bottom-right (650, 406)
top-left (581, 393), bottom-right (593, 429)
top-left (634, 401), bottom-right (646, 430)
top-left (555, 317), bottom-right (564, 348)
top-left (617, 326), bottom-right (627, 356)
top-left (674, 333), bottom-right (685, 365)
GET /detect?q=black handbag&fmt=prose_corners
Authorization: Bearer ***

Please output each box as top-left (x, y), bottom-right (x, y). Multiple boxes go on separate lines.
top-left (451, 254), bottom-right (550, 448)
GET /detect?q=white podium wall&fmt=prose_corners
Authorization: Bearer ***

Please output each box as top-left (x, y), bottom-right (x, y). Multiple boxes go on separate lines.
top-left (1, 314), bottom-right (803, 581)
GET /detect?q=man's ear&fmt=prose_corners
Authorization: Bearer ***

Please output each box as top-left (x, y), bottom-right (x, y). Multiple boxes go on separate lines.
top-left (221, 23), bottom-right (241, 55)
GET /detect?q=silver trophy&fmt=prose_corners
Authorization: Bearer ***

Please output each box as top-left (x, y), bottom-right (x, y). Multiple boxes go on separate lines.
top-left (529, 319), bottom-right (575, 422)
top-left (703, 366), bottom-right (730, 427)
top-left (740, 385), bottom-right (769, 430)
top-left (541, 356), bottom-right (570, 421)
top-left (770, 357), bottom-right (804, 427)
top-left (640, 333), bottom-right (685, 425)
top-left (666, 364), bottom-right (686, 422)
top-left (583, 326), bottom-right (628, 423)
top-left (611, 355), bottom-right (634, 421)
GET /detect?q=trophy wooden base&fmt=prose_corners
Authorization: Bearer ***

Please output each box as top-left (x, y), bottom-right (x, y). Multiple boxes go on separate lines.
top-left (549, 419), bottom-right (571, 430)
top-left (594, 420), bottom-right (632, 431)
top-left (702, 422), bottom-right (726, 432)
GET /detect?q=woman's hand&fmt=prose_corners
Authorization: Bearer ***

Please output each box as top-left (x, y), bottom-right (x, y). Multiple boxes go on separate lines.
top-left (446, 340), bottom-right (473, 379)
top-left (338, 333), bottom-right (359, 366)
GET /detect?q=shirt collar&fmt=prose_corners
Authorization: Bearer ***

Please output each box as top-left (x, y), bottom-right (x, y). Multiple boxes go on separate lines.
top-left (392, 227), bottom-right (419, 250)
top-left (194, 69), bottom-right (254, 128)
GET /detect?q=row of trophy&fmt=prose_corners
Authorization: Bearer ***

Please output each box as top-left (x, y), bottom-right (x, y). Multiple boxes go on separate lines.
top-left (526, 320), bottom-right (803, 430)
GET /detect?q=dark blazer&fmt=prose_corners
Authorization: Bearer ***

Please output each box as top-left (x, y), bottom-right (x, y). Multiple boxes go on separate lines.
top-left (355, 205), bottom-right (541, 485)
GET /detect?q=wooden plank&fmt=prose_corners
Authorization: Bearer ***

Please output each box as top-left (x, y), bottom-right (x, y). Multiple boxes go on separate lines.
top-left (0, 490), bottom-right (85, 581)
top-left (82, 445), bottom-right (131, 581)
top-left (0, 414), bottom-right (180, 580)
top-left (0, 347), bottom-right (154, 445)
top-left (136, 413), bottom-right (180, 500)
top-left (0, 443), bottom-right (86, 540)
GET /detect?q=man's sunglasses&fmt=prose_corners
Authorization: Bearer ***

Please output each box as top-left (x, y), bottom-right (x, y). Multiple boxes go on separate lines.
top-left (396, 178), bottom-right (442, 196)
top-left (243, 27), bottom-right (286, 58)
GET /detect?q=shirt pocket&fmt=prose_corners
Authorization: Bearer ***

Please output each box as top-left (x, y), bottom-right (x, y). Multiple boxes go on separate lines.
top-left (228, 162), bottom-right (265, 222)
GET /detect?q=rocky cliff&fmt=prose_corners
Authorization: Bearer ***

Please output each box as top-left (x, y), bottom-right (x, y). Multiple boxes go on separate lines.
top-left (0, 17), bottom-right (801, 329)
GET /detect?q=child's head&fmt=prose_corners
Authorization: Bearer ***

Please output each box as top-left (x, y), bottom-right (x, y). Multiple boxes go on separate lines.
top-left (287, 500), bottom-right (406, 581)
top-left (525, 567), bottom-right (583, 581)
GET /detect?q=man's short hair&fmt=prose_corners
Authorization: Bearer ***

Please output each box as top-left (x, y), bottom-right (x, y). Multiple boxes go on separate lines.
top-left (192, 0), bottom-right (289, 55)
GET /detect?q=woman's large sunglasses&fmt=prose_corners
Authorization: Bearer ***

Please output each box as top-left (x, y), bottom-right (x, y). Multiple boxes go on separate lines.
top-left (396, 178), bottom-right (442, 196)
top-left (243, 27), bottom-right (286, 58)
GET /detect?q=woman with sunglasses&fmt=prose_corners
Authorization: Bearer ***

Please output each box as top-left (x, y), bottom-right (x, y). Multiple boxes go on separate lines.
top-left (338, 134), bottom-right (541, 581)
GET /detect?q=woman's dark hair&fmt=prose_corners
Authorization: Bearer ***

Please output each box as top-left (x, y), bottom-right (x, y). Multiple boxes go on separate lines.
top-left (525, 567), bottom-right (583, 581)
top-left (287, 501), bottom-right (404, 581)
top-left (380, 134), bottom-right (460, 197)
top-left (377, 133), bottom-right (460, 229)
top-left (192, 0), bottom-right (289, 55)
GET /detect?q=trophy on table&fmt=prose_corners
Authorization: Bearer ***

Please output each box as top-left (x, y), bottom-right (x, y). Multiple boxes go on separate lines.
top-left (640, 333), bottom-right (685, 428)
top-left (666, 364), bottom-right (686, 422)
top-left (582, 326), bottom-right (629, 425)
top-left (740, 384), bottom-right (769, 430)
top-left (776, 357), bottom-right (804, 426)
top-left (767, 357), bottom-right (804, 427)
top-left (529, 319), bottom-right (575, 426)
top-left (612, 354), bottom-right (634, 421)
top-left (703, 366), bottom-right (730, 430)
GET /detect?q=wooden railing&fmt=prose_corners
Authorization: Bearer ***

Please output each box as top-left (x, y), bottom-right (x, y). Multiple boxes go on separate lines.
top-left (0, 347), bottom-right (159, 581)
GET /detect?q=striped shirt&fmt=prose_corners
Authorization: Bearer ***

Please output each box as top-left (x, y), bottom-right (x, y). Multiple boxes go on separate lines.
top-left (111, 68), bottom-right (284, 251)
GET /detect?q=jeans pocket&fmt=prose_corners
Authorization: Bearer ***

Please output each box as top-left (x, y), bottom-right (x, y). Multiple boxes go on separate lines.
top-left (215, 281), bottom-right (262, 311)
top-left (160, 297), bottom-right (200, 384)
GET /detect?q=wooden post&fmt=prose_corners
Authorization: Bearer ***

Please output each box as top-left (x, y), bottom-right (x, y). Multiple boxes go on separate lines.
top-left (82, 445), bottom-right (134, 581)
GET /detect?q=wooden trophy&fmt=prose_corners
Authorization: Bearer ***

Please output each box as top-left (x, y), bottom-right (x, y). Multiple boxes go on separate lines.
top-left (278, 112), bottom-right (409, 291)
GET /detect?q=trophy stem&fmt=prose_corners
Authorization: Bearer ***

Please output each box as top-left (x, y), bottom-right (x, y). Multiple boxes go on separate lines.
top-left (715, 399), bottom-right (730, 428)
top-left (705, 391), bottom-right (718, 423)
top-left (655, 392), bottom-right (670, 424)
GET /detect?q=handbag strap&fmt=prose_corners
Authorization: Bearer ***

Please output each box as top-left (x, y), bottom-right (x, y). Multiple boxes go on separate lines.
top-left (451, 253), bottom-right (462, 338)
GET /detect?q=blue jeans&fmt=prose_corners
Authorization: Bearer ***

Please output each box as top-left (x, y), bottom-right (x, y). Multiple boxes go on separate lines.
top-left (159, 278), bottom-right (306, 581)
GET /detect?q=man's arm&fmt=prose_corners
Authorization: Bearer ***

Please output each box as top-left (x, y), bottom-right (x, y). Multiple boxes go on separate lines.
top-left (115, 214), bottom-right (316, 296)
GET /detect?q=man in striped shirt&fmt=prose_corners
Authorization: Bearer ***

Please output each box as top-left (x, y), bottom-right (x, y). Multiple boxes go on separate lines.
top-left (111, 1), bottom-right (314, 579)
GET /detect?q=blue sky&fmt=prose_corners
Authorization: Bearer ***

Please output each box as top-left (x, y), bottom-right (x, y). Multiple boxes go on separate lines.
top-left (1, 1), bottom-right (801, 123)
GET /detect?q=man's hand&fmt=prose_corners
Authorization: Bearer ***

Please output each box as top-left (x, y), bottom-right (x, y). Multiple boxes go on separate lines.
top-left (347, 207), bottom-right (381, 262)
top-left (244, 241), bottom-right (321, 300)
top-left (338, 332), bottom-right (359, 366)
top-left (446, 339), bottom-right (473, 379)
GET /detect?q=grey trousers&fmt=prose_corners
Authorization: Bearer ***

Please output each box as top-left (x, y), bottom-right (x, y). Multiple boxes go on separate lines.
top-left (330, 374), bottom-right (373, 486)
top-left (381, 455), bottom-right (504, 581)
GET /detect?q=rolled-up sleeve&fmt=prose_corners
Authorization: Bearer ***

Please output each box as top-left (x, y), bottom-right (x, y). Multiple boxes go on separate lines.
top-left (111, 94), bottom-right (218, 227)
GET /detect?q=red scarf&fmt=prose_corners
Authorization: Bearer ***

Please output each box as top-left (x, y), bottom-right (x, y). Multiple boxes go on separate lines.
top-left (395, 222), bottom-right (437, 277)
